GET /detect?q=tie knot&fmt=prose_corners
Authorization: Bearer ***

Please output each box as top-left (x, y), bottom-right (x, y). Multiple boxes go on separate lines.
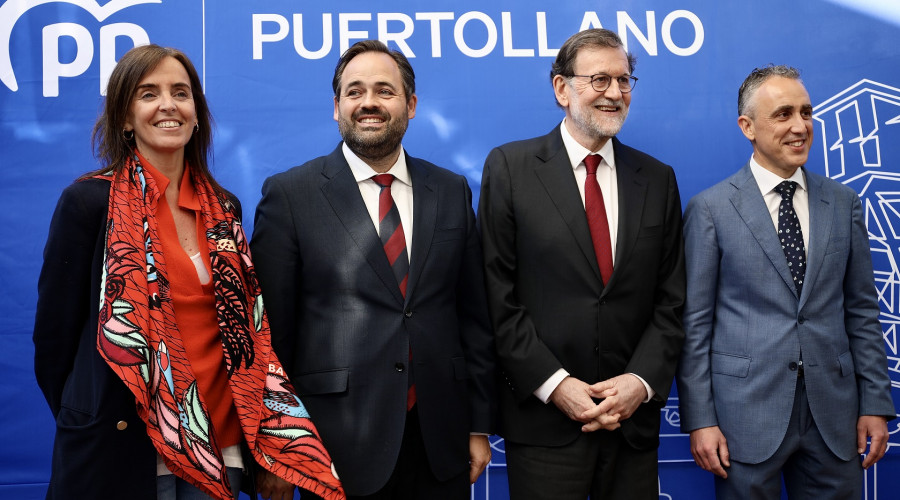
top-left (774, 180), bottom-right (798, 200)
top-left (583, 154), bottom-right (603, 175)
top-left (372, 174), bottom-right (395, 189)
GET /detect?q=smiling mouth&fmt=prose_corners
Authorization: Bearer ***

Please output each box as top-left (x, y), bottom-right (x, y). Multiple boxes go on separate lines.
top-left (786, 139), bottom-right (805, 147)
top-left (596, 105), bottom-right (619, 112)
top-left (155, 121), bottom-right (181, 129)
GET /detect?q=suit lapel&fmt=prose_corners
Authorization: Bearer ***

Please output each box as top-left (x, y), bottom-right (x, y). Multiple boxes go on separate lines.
top-left (405, 156), bottom-right (435, 304)
top-left (320, 145), bottom-right (406, 305)
top-left (799, 170), bottom-right (832, 307)
top-left (533, 127), bottom-right (602, 282)
top-left (608, 139), bottom-right (648, 290)
top-left (729, 164), bottom-right (798, 297)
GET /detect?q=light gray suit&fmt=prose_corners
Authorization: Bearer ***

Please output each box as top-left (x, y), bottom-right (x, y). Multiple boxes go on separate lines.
top-left (677, 163), bottom-right (894, 467)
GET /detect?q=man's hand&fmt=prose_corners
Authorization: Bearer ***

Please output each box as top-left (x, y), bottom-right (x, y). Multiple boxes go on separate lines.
top-left (257, 469), bottom-right (295, 500)
top-left (549, 376), bottom-right (620, 432)
top-left (468, 434), bottom-right (492, 483)
top-left (858, 415), bottom-right (889, 469)
top-left (584, 374), bottom-right (646, 423)
top-left (689, 426), bottom-right (730, 478)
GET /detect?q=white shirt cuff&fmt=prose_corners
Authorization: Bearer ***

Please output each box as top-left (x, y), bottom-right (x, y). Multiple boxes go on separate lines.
top-left (629, 373), bottom-right (655, 403)
top-left (534, 368), bottom-right (569, 403)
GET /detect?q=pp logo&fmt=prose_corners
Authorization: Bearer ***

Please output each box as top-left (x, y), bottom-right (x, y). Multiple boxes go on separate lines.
top-left (0, 0), bottom-right (161, 96)
top-left (814, 80), bottom-right (900, 396)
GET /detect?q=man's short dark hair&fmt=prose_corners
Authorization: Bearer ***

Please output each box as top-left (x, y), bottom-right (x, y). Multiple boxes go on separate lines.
top-left (550, 28), bottom-right (636, 82)
top-left (332, 40), bottom-right (415, 100)
top-left (738, 64), bottom-right (802, 117)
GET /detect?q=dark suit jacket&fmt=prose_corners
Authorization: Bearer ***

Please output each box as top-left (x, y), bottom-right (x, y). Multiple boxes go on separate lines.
top-left (250, 144), bottom-right (497, 496)
top-left (678, 164), bottom-right (895, 463)
top-left (478, 126), bottom-right (685, 450)
top-left (33, 178), bottom-right (242, 499)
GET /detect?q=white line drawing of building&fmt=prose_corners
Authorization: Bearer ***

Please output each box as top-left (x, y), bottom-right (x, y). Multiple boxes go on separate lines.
top-left (813, 78), bottom-right (900, 499)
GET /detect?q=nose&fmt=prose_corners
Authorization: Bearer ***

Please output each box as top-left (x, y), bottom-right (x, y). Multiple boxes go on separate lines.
top-left (789, 113), bottom-right (808, 133)
top-left (602, 80), bottom-right (623, 100)
top-left (159, 94), bottom-right (176, 111)
top-left (361, 90), bottom-right (381, 109)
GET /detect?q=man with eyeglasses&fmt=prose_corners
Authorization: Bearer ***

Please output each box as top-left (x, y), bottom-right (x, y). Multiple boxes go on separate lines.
top-left (477, 28), bottom-right (685, 499)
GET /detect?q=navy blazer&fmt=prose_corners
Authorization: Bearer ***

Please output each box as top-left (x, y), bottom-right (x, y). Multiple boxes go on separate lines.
top-left (478, 126), bottom-right (686, 450)
top-left (250, 144), bottom-right (497, 496)
top-left (33, 178), bottom-right (242, 499)
top-left (678, 164), bottom-right (895, 463)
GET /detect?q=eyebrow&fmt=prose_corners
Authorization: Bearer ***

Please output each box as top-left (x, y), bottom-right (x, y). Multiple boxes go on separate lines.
top-left (343, 80), bottom-right (398, 92)
top-left (770, 103), bottom-right (813, 115)
top-left (135, 82), bottom-right (192, 91)
top-left (771, 104), bottom-right (795, 115)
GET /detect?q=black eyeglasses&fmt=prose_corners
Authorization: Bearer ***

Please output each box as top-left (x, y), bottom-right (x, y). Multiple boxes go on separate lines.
top-left (568, 74), bottom-right (638, 93)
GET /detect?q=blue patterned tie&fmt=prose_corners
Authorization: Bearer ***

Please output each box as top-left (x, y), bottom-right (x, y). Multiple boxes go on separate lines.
top-left (773, 181), bottom-right (806, 297)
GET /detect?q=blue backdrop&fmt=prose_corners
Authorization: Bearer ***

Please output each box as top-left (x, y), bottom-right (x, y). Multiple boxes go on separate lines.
top-left (3, 1), bottom-right (900, 498)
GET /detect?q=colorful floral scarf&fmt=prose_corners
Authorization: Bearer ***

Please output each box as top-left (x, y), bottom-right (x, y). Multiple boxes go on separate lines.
top-left (96, 153), bottom-right (345, 500)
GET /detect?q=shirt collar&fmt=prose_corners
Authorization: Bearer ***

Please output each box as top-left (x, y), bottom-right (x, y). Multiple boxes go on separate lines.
top-left (749, 156), bottom-right (806, 196)
top-left (137, 151), bottom-right (200, 210)
top-left (342, 142), bottom-right (412, 187)
top-left (559, 118), bottom-right (616, 171)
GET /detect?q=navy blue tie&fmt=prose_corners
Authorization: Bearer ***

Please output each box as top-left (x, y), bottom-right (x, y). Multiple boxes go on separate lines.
top-left (774, 181), bottom-right (806, 296)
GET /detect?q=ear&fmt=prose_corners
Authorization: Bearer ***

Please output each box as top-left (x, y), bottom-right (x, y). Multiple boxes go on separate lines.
top-left (737, 115), bottom-right (755, 141)
top-left (552, 75), bottom-right (570, 108)
top-left (406, 93), bottom-right (417, 120)
top-left (333, 96), bottom-right (339, 123)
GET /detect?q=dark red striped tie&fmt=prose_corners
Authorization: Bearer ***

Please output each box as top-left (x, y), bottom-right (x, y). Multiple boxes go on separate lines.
top-left (373, 174), bottom-right (410, 296)
top-left (372, 174), bottom-right (415, 409)
top-left (583, 154), bottom-right (614, 285)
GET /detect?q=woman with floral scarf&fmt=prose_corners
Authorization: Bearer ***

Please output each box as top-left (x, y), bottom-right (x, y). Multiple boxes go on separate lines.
top-left (33, 44), bottom-right (344, 500)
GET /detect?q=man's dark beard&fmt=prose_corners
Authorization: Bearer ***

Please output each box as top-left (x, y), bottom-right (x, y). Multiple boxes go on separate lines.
top-left (338, 108), bottom-right (408, 163)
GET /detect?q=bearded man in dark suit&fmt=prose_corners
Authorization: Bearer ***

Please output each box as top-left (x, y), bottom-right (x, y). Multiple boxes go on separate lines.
top-left (478, 28), bottom-right (685, 499)
top-left (251, 40), bottom-right (497, 500)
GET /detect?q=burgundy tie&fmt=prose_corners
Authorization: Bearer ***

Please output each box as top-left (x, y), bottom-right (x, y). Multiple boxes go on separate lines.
top-left (372, 174), bottom-right (415, 409)
top-left (372, 174), bottom-right (410, 296)
top-left (583, 155), bottom-right (614, 285)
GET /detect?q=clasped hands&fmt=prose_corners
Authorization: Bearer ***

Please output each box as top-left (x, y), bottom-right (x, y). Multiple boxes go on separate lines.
top-left (548, 374), bottom-right (648, 432)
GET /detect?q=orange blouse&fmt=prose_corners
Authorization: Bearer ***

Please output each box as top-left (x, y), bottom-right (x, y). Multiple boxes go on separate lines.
top-left (143, 158), bottom-right (242, 450)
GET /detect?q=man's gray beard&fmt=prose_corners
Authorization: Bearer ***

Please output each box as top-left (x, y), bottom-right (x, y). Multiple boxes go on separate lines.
top-left (339, 115), bottom-right (408, 163)
top-left (570, 101), bottom-right (628, 139)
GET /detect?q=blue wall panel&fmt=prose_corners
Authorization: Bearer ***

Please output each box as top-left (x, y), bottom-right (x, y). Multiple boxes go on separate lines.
top-left (3, 1), bottom-right (900, 498)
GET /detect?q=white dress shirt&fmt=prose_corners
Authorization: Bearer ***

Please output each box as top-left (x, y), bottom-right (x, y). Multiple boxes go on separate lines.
top-left (561, 119), bottom-right (619, 262)
top-left (533, 121), bottom-right (653, 404)
top-left (343, 142), bottom-right (414, 255)
top-left (749, 156), bottom-right (810, 255)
